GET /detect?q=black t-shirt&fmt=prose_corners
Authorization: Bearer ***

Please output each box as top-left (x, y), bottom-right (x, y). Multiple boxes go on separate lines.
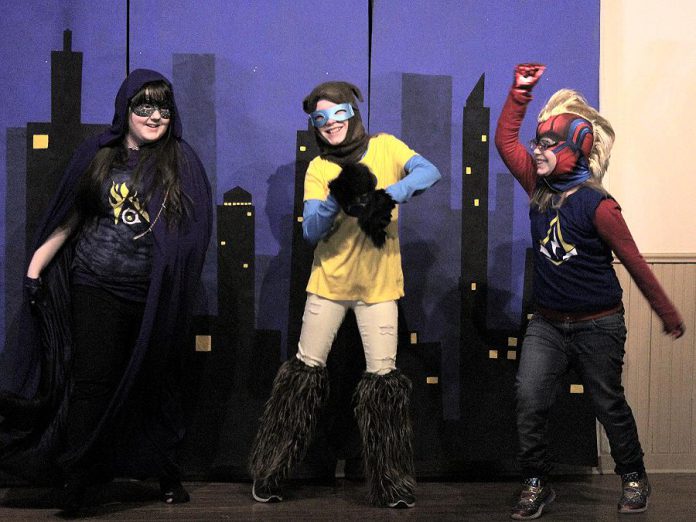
top-left (72, 163), bottom-right (154, 302)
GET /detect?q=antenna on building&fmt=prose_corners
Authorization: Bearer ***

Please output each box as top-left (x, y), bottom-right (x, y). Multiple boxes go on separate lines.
top-left (63, 29), bottom-right (72, 52)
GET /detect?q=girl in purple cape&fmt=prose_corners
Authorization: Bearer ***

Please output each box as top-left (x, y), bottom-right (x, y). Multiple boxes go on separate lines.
top-left (1, 69), bottom-right (212, 512)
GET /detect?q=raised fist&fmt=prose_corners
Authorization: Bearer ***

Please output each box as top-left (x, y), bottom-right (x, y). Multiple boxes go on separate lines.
top-left (514, 63), bottom-right (546, 91)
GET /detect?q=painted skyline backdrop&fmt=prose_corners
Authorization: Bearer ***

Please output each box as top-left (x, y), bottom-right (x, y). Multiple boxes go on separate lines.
top-left (0, 2), bottom-right (601, 478)
top-left (1, 0), bottom-right (600, 357)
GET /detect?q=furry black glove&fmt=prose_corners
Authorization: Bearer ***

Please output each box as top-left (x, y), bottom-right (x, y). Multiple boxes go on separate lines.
top-left (328, 163), bottom-right (377, 217)
top-left (358, 189), bottom-right (396, 248)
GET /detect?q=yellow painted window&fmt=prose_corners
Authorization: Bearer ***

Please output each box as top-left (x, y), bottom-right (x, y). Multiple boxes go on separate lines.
top-left (33, 134), bottom-right (49, 149)
top-left (195, 335), bottom-right (212, 352)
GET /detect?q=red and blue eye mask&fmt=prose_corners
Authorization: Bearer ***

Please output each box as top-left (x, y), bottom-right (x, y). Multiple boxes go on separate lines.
top-left (536, 113), bottom-right (594, 191)
top-left (309, 103), bottom-right (355, 128)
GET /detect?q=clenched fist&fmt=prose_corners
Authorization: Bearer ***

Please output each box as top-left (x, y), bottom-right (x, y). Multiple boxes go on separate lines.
top-left (514, 63), bottom-right (546, 91)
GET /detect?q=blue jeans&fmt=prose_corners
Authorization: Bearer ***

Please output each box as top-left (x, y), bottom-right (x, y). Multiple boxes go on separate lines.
top-left (516, 312), bottom-right (645, 477)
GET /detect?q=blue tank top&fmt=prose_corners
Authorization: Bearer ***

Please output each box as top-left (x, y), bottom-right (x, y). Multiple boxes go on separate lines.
top-left (529, 186), bottom-right (622, 312)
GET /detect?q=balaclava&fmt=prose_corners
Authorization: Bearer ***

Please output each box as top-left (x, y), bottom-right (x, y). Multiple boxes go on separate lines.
top-left (302, 81), bottom-right (370, 166)
top-left (536, 113), bottom-right (593, 192)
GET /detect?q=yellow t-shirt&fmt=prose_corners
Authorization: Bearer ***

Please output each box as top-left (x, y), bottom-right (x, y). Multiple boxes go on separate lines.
top-left (303, 134), bottom-right (417, 303)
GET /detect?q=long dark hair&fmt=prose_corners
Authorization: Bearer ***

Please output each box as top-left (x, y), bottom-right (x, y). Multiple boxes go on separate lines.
top-left (77, 80), bottom-right (187, 225)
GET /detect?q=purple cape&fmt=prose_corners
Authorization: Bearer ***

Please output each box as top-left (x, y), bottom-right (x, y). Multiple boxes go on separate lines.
top-left (0, 69), bottom-right (212, 482)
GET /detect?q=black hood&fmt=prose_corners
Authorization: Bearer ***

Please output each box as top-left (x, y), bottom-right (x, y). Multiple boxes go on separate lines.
top-left (98, 68), bottom-right (182, 146)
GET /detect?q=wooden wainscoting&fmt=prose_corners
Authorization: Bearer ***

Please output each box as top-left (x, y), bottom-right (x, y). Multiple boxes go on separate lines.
top-left (597, 255), bottom-right (696, 473)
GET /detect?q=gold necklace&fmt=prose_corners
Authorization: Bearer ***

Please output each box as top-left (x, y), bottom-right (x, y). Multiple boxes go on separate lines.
top-left (133, 189), bottom-right (170, 240)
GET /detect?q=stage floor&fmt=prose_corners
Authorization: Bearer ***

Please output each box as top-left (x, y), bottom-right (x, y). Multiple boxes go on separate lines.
top-left (1, 473), bottom-right (693, 520)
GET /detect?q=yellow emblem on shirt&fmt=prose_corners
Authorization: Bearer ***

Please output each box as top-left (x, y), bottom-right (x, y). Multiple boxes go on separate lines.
top-left (109, 182), bottom-right (150, 225)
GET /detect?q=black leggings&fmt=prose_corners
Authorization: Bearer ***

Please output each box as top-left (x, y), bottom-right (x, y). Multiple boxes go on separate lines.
top-left (63, 284), bottom-right (144, 479)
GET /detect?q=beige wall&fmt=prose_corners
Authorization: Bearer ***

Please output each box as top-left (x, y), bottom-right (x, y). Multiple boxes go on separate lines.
top-left (599, 2), bottom-right (696, 472)
top-left (598, 260), bottom-right (696, 472)
top-left (600, 0), bottom-right (696, 254)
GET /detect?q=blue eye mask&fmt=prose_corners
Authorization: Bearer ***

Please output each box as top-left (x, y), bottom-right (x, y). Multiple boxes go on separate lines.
top-left (309, 103), bottom-right (355, 128)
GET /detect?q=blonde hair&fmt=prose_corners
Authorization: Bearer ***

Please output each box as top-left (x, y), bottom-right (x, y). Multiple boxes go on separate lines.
top-left (537, 89), bottom-right (615, 183)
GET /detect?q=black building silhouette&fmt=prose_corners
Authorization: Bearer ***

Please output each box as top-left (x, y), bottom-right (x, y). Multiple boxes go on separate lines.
top-left (457, 74), bottom-right (597, 466)
top-left (286, 125), bottom-right (320, 357)
top-left (25, 30), bottom-right (107, 252)
top-left (217, 185), bottom-right (281, 396)
top-left (4, 28), bottom-right (107, 366)
top-left (173, 53), bottom-right (218, 315)
top-left (400, 72), bottom-right (460, 420)
top-left (218, 187), bottom-right (255, 344)
top-left (182, 186), bottom-right (281, 479)
top-left (460, 74), bottom-right (490, 338)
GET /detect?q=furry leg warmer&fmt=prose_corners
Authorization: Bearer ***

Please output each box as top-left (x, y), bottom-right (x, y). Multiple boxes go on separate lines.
top-left (354, 369), bottom-right (416, 506)
top-left (248, 357), bottom-right (329, 481)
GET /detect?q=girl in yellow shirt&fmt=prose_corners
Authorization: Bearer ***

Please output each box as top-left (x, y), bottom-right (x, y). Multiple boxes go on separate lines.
top-left (249, 81), bottom-right (440, 508)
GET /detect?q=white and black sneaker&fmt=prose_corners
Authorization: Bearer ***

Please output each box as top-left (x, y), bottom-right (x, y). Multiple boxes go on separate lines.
top-left (252, 478), bottom-right (283, 503)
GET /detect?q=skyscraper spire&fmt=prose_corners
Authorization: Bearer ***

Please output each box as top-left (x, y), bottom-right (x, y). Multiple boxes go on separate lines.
top-left (51, 29), bottom-right (82, 126)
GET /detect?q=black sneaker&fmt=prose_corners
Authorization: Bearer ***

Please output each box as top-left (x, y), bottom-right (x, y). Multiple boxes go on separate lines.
top-left (388, 493), bottom-right (416, 509)
top-left (58, 480), bottom-right (88, 514)
top-left (511, 477), bottom-right (556, 520)
top-left (159, 477), bottom-right (191, 504)
top-left (618, 472), bottom-right (650, 513)
top-left (252, 478), bottom-right (283, 503)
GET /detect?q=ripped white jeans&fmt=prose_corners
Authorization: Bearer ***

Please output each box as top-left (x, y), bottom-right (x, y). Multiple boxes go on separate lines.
top-left (297, 293), bottom-right (398, 375)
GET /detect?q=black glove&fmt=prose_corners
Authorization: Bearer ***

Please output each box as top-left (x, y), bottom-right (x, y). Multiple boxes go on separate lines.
top-left (24, 275), bottom-right (45, 309)
top-left (358, 189), bottom-right (396, 248)
top-left (328, 163), bottom-right (377, 217)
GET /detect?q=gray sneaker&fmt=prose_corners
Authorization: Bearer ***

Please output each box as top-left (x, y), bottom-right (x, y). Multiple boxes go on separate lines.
top-left (618, 472), bottom-right (650, 513)
top-left (511, 477), bottom-right (556, 520)
top-left (388, 493), bottom-right (416, 509)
